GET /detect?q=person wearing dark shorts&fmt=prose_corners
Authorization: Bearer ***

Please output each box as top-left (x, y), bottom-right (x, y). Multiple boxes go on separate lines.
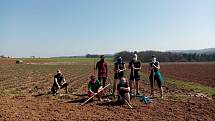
top-left (128, 53), bottom-right (141, 95)
top-left (51, 70), bottom-right (68, 95)
top-left (117, 77), bottom-right (131, 104)
top-left (149, 55), bottom-right (164, 98)
top-left (88, 75), bottom-right (103, 101)
top-left (113, 57), bottom-right (126, 96)
top-left (96, 55), bottom-right (108, 88)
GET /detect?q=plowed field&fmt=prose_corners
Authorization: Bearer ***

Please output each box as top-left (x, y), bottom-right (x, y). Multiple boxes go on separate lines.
top-left (0, 59), bottom-right (215, 121)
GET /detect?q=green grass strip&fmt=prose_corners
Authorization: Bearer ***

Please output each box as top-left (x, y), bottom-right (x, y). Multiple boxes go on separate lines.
top-left (166, 79), bottom-right (215, 97)
top-left (142, 73), bottom-right (215, 97)
top-left (16, 57), bottom-right (114, 63)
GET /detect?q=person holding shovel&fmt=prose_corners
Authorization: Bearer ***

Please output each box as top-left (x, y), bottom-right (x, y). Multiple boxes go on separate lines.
top-left (113, 57), bottom-right (126, 96)
top-left (128, 53), bottom-right (141, 96)
top-left (149, 55), bottom-right (164, 99)
top-left (88, 75), bottom-right (103, 101)
top-left (51, 70), bottom-right (68, 95)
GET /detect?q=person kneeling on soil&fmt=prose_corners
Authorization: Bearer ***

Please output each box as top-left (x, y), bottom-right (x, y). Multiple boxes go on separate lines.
top-left (51, 70), bottom-right (68, 95)
top-left (117, 77), bottom-right (131, 104)
top-left (88, 75), bottom-right (103, 101)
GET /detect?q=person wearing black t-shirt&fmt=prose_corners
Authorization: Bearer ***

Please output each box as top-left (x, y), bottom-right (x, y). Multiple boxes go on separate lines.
top-left (113, 57), bottom-right (126, 96)
top-left (117, 77), bottom-right (131, 104)
top-left (51, 70), bottom-right (68, 95)
top-left (128, 54), bottom-right (141, 96)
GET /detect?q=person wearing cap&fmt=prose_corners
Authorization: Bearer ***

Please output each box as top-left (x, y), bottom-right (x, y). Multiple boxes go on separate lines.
top-left (149, 55), bottom-right (164, 98)
top-left (96, 55), bottom-right (108, 88)
top-left (51, 70), bottom-right (68, 95)
top-left (117, 77), bottom-right (131, 104)
top-left (128, 53), bottom-right (141, 96)
top-left (113, 57), bottom-right (126, 96)
top-left (88, 75), bottom-right (103, 101)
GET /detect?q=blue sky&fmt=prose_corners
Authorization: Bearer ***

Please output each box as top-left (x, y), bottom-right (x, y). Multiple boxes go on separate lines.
top-left (0, 0), bottom-right (214, 57)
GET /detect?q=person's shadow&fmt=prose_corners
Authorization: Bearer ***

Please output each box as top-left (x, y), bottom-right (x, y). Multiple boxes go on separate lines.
top-left (96, 100), bottom-right (121, 107)
top-left (67, 98), bottom-right (89, 103)
top-left (33, 91), bottom-right (52, 97)
top-left (67, 93), bottom-right (89, 104)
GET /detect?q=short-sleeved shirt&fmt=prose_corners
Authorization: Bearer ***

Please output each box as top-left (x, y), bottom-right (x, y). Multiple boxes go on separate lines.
top-left (114, 62), bottom-right (125, 79)
top-left (150, 61), bottom-right (160, 73)
top-left (117, 79), bottom-right (129, 94)
top-left (96, 61), bottom-right (108, 77)
top-left (54, 74), bottom-right (65, 85)
top-left (88, 80), bottom-right (102, 92)
top-left (114, 62), bottom-right (125, 71)
top-left (117, 80), bottom-right (128, 90)
top-left (128, 60), bottom-right (141, 74)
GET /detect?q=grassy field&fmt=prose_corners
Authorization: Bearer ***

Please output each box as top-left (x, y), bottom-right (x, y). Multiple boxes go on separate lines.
top-left (141, 73), bottom-right (215, 97)
top-left (18, 57), bottom-right (114, 63)
top-left (1, 58), bottom-right (215, 97)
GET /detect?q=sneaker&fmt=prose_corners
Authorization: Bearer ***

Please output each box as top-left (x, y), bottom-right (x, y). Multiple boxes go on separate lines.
top-left (150, 93), bottom-right (155, 98)
top-left (130, 93), bottom-right (136, 98)
top-left (104, 98), bottom-right (111, 102)
top-left (112, 93), bottom-right (116, 97)
top-left (99, 98), bottom-right (103, 102)
top-left (136, 92), bottom-right (141, 96)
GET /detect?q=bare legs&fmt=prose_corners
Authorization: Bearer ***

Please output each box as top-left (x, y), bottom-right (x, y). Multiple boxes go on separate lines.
top-left (129, 80), bottom-right (139, 95)
top-left (113, 79), bottom-right (117, 96)
top-left (150, 85), bottom-right (164, 99)
top-left (97, 87), bottom-right (104, 101)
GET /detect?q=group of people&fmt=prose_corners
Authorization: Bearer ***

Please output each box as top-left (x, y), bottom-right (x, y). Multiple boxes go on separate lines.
top-left (50, 53), bottom-right (164, 105)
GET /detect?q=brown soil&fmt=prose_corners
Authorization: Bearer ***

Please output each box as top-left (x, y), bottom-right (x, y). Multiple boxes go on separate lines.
top-left (160, 63), bottom-right (215, 87)
top-left (0, 60), bottom-right (215, 120)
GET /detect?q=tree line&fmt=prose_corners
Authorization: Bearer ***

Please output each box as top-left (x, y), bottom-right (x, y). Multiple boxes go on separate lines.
top-left (86, 54), bottom-right (113, 58)
top-left (113, 51), bottom-right (215, 62)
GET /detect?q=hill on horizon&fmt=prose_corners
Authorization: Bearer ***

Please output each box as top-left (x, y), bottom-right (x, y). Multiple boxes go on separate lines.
top-left (168, 48), bottom-right (215, 54)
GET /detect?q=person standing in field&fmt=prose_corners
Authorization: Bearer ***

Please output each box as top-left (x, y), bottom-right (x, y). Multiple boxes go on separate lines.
top-left (51, 70), bottom-right (68, 95)
top-left (113, 57), bottom-right (126, 96)
top-left (88, 75), bottom-right (104, 101)
top-left (149, 55), bottom-right (164, 99)
top-left (128, 53), bottom-right (141, 96)
top-left (96, 55), bottom-right (108, 88)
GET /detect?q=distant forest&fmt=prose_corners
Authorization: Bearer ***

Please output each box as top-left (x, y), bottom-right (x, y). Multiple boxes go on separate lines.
top-left (113, 51), bottom-right (215, 62)
top-left (85, 50), bottom-right (215, 62)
